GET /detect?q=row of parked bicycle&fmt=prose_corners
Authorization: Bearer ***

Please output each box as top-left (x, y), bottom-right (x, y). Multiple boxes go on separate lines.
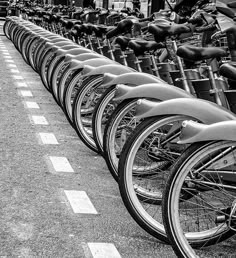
top-left (4, 5), bottom-right (236, 257)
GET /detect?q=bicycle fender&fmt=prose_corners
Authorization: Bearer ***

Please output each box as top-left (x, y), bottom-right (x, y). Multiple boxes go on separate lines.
top-left (68, 58), bottom-right (115, 70)
top-left (113, 83), bottom-right (193, 101)
top-left (40, 35), bottom-right (60, 41)
top-left (51, 43), bottom-right (76, 52)
top-left (135, 98), bottom-right (236, 124)
top-left (67, 56), bottom-right (101, 69)
top-left (82, 64), bottom-right (134, 77)
top-left (98, 73), bottom-right (118, 85)
top-left (65, 53), bottom-right (102, 65)
top-left (45, 41), bottom-right (72, 50)
top-left (101, 72), bottom-right (165, 88)
top-left (44, 39), bottom-right (69, 47)
top-left (56, 48), bottom-right (92, 57)
top-left (64, 52), bottom-right (96, 63)
top-left (179, 120), bottom-right (236, 144)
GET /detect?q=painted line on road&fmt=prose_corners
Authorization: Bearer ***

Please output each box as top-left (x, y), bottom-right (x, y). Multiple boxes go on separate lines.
top-left (24, 101), bottom-right (40, 109)
top-left (10, 69), bottom-right (20, 73)
top-left (49, 156), bottom-right (74, 172)
top-left (38, 133), bottom-right (58, 145)
top-left (13, 75), bottom-right (23, 80)
top-left (87, 243), bottom-right (121, 258)
top-left (5, 59), bottom-right (14, 63)
top-left (64, 191), bottom-right (98, 214)
top-left (30, 115), bottom-right (48, 125)
top-left (7, 64), bottom-right (17, 67)
top-left (19, 90), bottom-right (33, 97)
top-left (16, 82), bottom-right (28, 88)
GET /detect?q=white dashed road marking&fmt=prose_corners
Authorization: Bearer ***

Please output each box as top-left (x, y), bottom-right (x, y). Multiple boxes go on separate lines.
top-left (31, 115), bottom-right (48, 125)
top-left (19, 90), bottom-right (33, 97)
top-left (16, 82), bottom-right (28, 88)
top-left (49, 156), bottom-right (74, 172)
top-left (87, 243), bottom-right (121, 258)
top-left (14, 75), bottom-right (23, 80)
top-left (11, 69), bottom-right (20, 73)
top-left (5, 59), bottom-right (14, 63)
top-left (24, 101), bottom-right (39, 109)
top-left (64, 191), bottom-right (98, 214)
top-left (7, 64), bottom-right (17, 67)
top-left (38, 133), bottom-right (58, 145)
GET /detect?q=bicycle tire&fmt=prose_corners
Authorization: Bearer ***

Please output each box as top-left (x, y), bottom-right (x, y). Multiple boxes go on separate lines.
top-left (103, 99), bottom-right (138, 181)
top-left (92, 85), bottom-right (117, 155)
top-left (118, 115), bottom-right (196, 242)
top-left (72, 75), bottom-right (104, 153)
top-left (162, 141), bottom-right (236, 258)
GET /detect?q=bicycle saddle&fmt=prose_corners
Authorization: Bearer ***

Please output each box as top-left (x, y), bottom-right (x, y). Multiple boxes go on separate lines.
top-left (220, 62), bottom-right (236, 81)
top-left (74, 24), bottom-right (85, 37)
top-left (54, 15), bottom-right (61, 23)
top-left (70, 29), bottom-right (78, 39)
top-left (216, 6), bottom-right (236, 19)
top-left (99, 9), bottom-right (109, 16)
top-left (177, 45), bottom-right (228, 61)
top-left (92, 25), bottom-right (110, 38)
top-left (228, 1), bottom-right (236, 8)
top-left (60, 18), bottom-right (69, 27)
top-left (36, 11), bottom-right (43, 17)
top-left (114, 36), bottom-right (131, 51)
top-left (50, 14), bottom-right (57, 22)
top-left (128, 40), bottom-right (165, 56)
top-left (106, 19), bottom-right (134, 39)
top-left (148, 22), bottom-right (191, 42)
top-left (225, 25), bottom-right (236, 51)
top-left (43, 15), bottom-right (52, 23)
top-left (34, 17), bottom-right (42, 23)
top-left (80, 24), bottom-right (94, 35)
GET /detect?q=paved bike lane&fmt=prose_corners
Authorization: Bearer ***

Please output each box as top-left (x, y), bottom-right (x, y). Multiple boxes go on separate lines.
top-left (1, 20), bottom-right (235, 258)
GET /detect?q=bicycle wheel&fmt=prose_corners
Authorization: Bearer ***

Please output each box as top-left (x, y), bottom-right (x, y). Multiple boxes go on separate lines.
top-left (26, 36), bottom-right (42, 71)
top-left (40, 50), bottom-right (56, 90)
top-left (162, 141), bottom-right (236, 258)
top-left (46, 54), bottom-right (63, 92)
top-left (118, 115), bottom-right (195, 242)
top-left (58, 67), bottom-right (79, 109)
top-left (3, 19), bottom-right (11, 39)
top-left (72, 75), bottom-right (104, 153)
top-left (103, 99), bottom-right (139, 181)
top-left (49, 56), bottom-right (66, 103)
top-left (62, 69), bottom-right (84, 124)
top-left (92, 85), bottom-right (117, 155)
